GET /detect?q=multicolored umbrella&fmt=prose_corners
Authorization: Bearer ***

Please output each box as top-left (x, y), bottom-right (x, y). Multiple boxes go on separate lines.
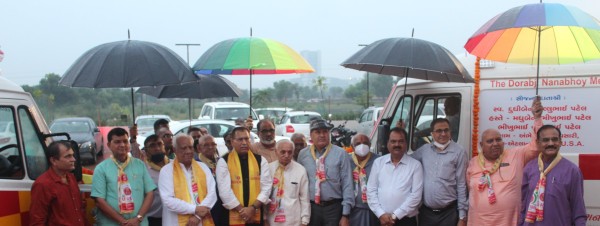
top-left (464, 2), bottom-right (600, 93)
top-left (193, 37), bottom-right (314, 108)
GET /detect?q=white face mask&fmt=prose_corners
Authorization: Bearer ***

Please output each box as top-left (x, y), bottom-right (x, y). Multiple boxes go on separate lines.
top-left (433, 141), bottom-right (451, 150)
top-left (354, 144), bottom-right (370, 157)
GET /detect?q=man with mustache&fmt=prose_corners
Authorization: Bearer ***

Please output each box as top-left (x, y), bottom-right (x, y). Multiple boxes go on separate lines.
top-left (30, 141), bottom-right (87, 226)
top-left (144, 135), bottom-right (169, 226)
top-left (367, 127), bottom-right (423, 226)
top-left (252, 119), bottom-right (278, 163)
top-left (466, 97), bottom-right (544, 226)
top-left (519, 125), bottom-right (586, 226)
top-left (348, 133), bottom-right (380, 226)
top-left (290, 133), bottom-right (307, 161)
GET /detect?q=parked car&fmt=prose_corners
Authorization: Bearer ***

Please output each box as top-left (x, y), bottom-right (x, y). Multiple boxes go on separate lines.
top-left (255, 107), bottom-right (293, 122)
top-left (49, 117), bottom-right (103, 164)
top-left (135, 114), bottom-right (172, 134)
top-left (357, 107), bottom-right (384, 136)
top-left (275, 111), bottom-right (322, 138)
top-left (198, 102), bottom-right (260, 131)
top-left (137, 119), bottom-right (287, 157)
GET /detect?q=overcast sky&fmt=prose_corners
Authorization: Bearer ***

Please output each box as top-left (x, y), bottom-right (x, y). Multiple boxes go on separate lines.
top-left (1, 0), bottom-right (599, 88)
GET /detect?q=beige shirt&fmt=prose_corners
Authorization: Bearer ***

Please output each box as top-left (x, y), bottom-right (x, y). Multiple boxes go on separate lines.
top-left (268, 161), bottom-right (310, 226)
top-left (251, 142), bottom-right (278, 163)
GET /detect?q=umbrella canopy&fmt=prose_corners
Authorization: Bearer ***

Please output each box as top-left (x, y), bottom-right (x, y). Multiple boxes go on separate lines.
top-left (193, 37), bottom-right (314, 109)
top-left (137, 74), bottom-right (242, 99)
top-left (193, 37), bottom-right (314, 75)
top-left (59, 40), bottom-right (199, 123)
top-left (60, 40), bottom-right (198, 88)
top-left (341, 37), bottom-right (474, 83)
top-left (465, 3), bottom-right (600, 65)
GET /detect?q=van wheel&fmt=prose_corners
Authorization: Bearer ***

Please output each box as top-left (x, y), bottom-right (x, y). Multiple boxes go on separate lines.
top-left (89, 146), bottom-right (97, 165)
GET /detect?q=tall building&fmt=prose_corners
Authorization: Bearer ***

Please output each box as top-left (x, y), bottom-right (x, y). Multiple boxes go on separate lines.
top-left (300, 50), bottom-right (321, 77)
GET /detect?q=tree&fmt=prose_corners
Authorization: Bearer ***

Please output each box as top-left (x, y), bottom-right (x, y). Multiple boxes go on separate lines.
top-left (313, 76), bottom-right (327, 99)
top-left (273, 80), bottom-right (294, 101)
top-left (252, 88), bottom-right (273, 108)
top-left (328, 86), bottom-right (344, 99)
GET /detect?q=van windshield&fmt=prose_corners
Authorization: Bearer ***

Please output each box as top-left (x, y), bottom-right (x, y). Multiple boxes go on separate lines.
top-left (215, 108), bottom-right (256, 120)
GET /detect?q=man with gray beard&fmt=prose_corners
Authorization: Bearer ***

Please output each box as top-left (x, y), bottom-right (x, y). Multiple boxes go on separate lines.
top-left (251, 119), bottom-right (278, 163)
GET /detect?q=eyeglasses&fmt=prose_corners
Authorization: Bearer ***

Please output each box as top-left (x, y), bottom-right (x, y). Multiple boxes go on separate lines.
top-left (540, 137), bottom-right (560, 143)
top-left (162, 134), bottom-right (173, 139)
top-left (260, 129), bottom-right (275, 134)
top-left (433, 128), bottom-right (450, 134)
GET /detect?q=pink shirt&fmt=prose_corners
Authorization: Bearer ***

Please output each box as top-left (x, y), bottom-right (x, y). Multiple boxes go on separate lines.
top-left (466, 118), bottom-right (542, 226)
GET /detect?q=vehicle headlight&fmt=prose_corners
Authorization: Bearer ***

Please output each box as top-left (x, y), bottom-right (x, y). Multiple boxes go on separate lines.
top-left (79, 141), bottom-right (92, 150)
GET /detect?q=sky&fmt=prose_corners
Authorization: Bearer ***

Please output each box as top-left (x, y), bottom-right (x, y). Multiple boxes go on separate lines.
top-left (1, 0), bottom-right (599, 89)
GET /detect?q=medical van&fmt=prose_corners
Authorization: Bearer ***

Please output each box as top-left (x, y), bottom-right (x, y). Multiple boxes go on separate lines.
top-left (0, 76), bottom-right (89, 225)
top-left (370, 55), bottom-right (600, 225)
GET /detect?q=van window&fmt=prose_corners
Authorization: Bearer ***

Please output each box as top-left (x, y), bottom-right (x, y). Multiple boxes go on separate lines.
top-left (201, 106), bottom-right (212, 118)
top-left (0, 107), bottom-right (24, 179)
top-left (390, 96), bottom-right (413, 131)
top-left (411, 95), bottom-right (461, 151)
top-left (19, 107), bottom-right (48, 180)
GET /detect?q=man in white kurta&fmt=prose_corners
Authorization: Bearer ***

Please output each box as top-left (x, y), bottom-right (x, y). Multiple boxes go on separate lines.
top-left (159, 134), bottom-right (217, 226)
top-left (267, 140), bottom-right (310, 226)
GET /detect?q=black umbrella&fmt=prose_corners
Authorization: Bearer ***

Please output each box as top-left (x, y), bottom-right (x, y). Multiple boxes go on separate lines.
top-left (341, 37), bottom-right (473, 128)
top-left (137, 74), bottom-right (242, 120)
top-left (59, 40), bottom-right (199, 123)
top-left (342, 37), bottom-right (473, 83)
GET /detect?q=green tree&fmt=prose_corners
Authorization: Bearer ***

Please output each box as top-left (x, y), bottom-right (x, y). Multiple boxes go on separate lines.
top-left (252, 88), bottom-right (273, 108)
top-left (273, 80), bottom-right (294, 101)
top-left (313, 76), bottom-right (327, 99)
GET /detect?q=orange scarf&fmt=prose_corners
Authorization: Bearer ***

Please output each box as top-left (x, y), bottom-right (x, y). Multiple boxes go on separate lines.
top-left (112, 157), bottom-right (134, 214)
top-left (173, 158), bottom-right (214, 226)
top-left (310, 144), bottom-right (332, 204)
top-left (352, 153), bottom-right (371, 203)
top-left (227, 150), bottom-right (261, 225)
top-left (269, 163), bottom-right (287, 222)
top-left (525, 153), bottom-right (562, 223)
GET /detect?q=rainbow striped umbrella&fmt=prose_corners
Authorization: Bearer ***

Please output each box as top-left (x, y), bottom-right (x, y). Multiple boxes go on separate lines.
top-left (464, 2), bottom-right (600, 94)
top-left (193, 37), bottom-right (314, 108)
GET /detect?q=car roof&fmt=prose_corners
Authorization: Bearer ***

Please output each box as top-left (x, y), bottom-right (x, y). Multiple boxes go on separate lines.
top-left (284, 111), bottom-right (321, 116)
top-left (169, 119), bottom-right (236, 130)
top-left (255, 107), bottom-right (293, 111)
top-left (135, 115), bottom-right (171, 120)
top-left (51, 117), bottom-right (94, 122)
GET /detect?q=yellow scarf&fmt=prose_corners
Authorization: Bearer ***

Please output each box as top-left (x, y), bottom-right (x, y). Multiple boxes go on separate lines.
top-left (198, 153), bottom-right (217, 175)
top-left (227, 150), bottom-right (261, 225)
top-left (525, 153), bottom-right (562, 223)
top-left (112, 157), bottom-right (134, 214)
top-left (477, 151), bottom-right (505, 204)
top-left (146, 156), bottom-right (169, 172)
top-left (173, 158), bottom-right (214, 226)
top-left (310, 144), bottom-right (332, 204)
top-left (352, 153), bottom-right (371, 203)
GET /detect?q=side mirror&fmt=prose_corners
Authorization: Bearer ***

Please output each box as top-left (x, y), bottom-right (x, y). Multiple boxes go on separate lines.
top-left (376, 124), bottom-right (390, 155)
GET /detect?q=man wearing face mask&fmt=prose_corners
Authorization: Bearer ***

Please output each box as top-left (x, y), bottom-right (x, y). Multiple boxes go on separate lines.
top-left (144, 135), bottom-right (169, 226)
top-left (412, 118), bottom-right (468, 226)
top-left (348, 133), bottom-right (380, 226)
top-left (251, 119), bottom-right (278, 163)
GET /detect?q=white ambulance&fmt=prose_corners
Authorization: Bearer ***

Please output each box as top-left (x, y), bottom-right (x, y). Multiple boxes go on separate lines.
top-left (369, 55), bottom-right (600, 225)
top-left (0, 75), bottom-right (90, 225)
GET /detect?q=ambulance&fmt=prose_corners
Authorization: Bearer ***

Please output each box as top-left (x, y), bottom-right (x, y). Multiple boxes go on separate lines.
top-left (370, 55), bottom-right (600, 225)
top-left (0, 75), bottom-right (90, 225)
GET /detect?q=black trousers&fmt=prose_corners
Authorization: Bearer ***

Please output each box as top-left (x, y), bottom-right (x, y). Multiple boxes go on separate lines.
top-left (308, 200), bottom-right (343, 226)
top-left (417, 202), bottom-right (459, 226)
top-left (394, 216), bottom-right (417, 226)
top-left (148, 217), bottom-right (162, 226)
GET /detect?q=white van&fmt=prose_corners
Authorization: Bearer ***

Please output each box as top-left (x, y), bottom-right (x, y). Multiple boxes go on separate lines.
top-left (199, 102), bottom-right (260, 131)
top-left (370, 56), bottom-right (600, 224)
top-left (0, 76), bottom-right (90, 224)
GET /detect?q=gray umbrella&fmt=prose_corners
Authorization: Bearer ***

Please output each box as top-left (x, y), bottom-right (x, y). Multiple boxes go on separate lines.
top-left (137, 74), bottom-right (242, 120)
top-left (59, 40), bottom-right (199, 123)
top-left (341, 37), bottom-right (474, 83)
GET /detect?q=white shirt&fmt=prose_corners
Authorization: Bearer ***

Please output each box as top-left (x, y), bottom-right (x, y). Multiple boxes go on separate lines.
top-left (216, 155), bottom-right (272, 209)
top-left (267, 161), bottom-right (311, 226)
top-left (159, 161), bottom-right (217, 226)
top-left (367, 153), bottom-right (423, 219)
top-left (145, 163), bottom-right (162, 218)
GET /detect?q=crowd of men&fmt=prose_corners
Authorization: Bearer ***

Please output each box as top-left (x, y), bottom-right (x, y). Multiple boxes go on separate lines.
top-left (29, 97), bottom-right (587, 226)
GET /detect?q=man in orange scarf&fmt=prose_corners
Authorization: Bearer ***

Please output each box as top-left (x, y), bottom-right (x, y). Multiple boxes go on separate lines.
top-left (159, 134), bottom-right (216, 226)
top-left (216, 127), bottom-right (272, 226)
top-left (348, 133), bottom-right (379, 226)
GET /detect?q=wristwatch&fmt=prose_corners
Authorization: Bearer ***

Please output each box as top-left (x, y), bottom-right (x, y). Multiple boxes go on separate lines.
top-left (136, 215), bottom-right (143, 222)
top-left (391, 214), bottom-right (397, 221)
